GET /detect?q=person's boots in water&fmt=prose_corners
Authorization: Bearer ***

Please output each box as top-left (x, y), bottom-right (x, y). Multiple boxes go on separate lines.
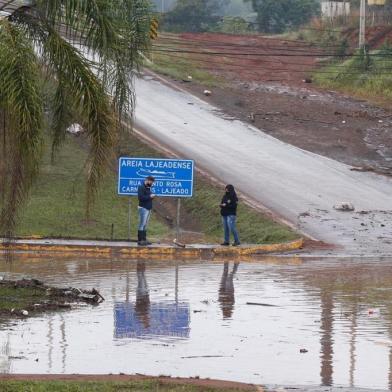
top-left (143, 230), bottom-right (152, 246)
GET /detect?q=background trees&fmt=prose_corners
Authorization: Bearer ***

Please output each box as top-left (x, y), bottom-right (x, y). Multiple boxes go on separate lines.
top-left (163, 0), bottom-right (228, 32)
top-left (249, 0), bottom-right (320, 33)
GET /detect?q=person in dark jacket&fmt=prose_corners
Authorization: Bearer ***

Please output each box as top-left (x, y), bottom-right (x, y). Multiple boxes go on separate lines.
top-left (220, 184), bottom-right (240, 246)
top-left (137, 176), bottom-right (155, 246)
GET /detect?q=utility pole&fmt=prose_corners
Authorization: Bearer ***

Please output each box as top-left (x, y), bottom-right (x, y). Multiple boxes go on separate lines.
top-left (359, 0), bottom-right (366, 48)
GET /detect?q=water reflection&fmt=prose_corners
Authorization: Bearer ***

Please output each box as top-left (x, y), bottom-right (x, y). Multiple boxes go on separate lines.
top-left (1, 256), bottom-right (392, 389)
top-left (135, 261), bottom-right (151, 328)
top-left (114, 261), bottom-right (190, 339)
top-left (219, 262), bottom-right (239, 319)
top-left (0, 334), bottom-right (11, 373)
top-left (320, 289), bottom-right (334, 386)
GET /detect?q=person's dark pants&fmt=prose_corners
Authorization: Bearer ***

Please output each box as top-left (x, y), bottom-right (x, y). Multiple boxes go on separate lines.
top-left (222, 215), bottom-right (240, 244)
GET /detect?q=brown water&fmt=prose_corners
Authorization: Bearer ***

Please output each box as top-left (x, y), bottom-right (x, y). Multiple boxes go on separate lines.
top-left (0, 256), bottom-right (392, 390)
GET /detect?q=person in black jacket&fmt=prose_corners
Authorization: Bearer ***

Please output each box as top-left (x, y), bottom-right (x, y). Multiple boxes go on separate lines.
top-left (137, 176), bottom-right (155, 246)
top-left (220, 184), bottom-right (240, 246)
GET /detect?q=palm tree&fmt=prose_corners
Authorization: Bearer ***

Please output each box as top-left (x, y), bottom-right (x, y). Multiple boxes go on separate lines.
top-left (0, 0), bottom-right (152, 235)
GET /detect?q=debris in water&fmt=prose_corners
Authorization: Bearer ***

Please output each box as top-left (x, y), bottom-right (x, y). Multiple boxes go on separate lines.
top-left (246, 302), bottom-right (277, 307)
top-left (0, 279), bottom-right (104, 317)
top-left (368, 308), bottom-right (381, 317)
top-left (300, 348), bottom-right (308, 353)
top-left (333, 202), bottom-right (355, 211)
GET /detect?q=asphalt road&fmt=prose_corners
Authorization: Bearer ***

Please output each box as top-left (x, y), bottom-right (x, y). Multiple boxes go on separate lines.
top-left (135, 73), bottom-right (392, 255)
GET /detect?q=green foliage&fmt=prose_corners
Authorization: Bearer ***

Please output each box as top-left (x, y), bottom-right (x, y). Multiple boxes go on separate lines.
top-left (249, 0), bottom-right (320, 33)
top-left (214, 16), bottom-right (252, 34)
top-left (0, 0), bottom-right (153, 235)
top-left (313, 46), bottom-right (392, 103)
top-left (163, 0), bottom-right (228, 32)
top-left (147, 51), bottom-right (223, 87)
top-left (0, 286), bottom-right (47, 312)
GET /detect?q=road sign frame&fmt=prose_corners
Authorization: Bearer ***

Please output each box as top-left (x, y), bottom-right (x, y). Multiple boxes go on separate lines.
top-left (118, 157), bottom-right (194, 198)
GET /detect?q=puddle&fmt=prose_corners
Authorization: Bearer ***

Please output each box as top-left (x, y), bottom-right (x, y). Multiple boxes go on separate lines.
top-left (0, 256), bottom-right (392, 390)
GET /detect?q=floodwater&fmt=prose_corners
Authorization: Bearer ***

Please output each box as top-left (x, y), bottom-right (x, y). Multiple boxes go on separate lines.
top-left (1, 256), bottom-right (392, 390)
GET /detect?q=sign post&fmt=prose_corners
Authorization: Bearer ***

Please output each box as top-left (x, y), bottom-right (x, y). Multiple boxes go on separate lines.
top-left (118, 157), bottom-right (194, 242)
top-left (127, 198), bottom-right (131, 241)
top-left (176, 198), bottom-right (181, 241)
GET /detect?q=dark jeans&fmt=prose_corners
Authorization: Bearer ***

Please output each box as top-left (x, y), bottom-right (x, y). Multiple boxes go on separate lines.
top-left (222, 215), bottom-right (240, 244)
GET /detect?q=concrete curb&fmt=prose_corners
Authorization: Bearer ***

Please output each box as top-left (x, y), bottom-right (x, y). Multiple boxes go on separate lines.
top-left (0, 238), bottom-right (304, 259)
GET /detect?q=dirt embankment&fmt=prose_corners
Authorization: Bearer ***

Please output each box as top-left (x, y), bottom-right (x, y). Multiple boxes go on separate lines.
top-left (155, 33), bottom-right (392, 175)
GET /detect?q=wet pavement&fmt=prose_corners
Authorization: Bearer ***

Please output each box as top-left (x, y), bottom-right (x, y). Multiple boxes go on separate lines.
top-left (1, 256), bottom-right (392, 390)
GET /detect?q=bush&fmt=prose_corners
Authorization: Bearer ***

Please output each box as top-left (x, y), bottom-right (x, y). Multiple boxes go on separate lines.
top-left (249, 0), bottom-right (320, 34)
top-left (163, 0), bottom-right (226, 32)
top-left (213, 16), bottom-right (252, 33)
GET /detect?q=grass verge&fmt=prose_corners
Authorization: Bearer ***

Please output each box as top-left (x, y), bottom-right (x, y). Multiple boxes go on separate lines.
top-left (313, 46), bottom-right (392, 106)
top-left (15, 134), bottom-right (169, 241)
top-left (15, 127), bottom-right (298, 244)
top-left (0, 380), bottom-right (250, 392)
top-left (0, 285), bottom-right (47, 312)
top-left (146, 35), bottom-right (223, 88)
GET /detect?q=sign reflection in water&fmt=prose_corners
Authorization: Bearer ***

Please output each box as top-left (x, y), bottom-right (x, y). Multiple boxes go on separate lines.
top-left (114, 302), bottom-right (190, 339)
top-left (114, 261), bottom-right (190, 339)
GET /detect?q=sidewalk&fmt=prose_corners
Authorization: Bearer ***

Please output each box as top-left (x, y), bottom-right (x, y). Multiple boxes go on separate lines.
top-left (0, 237), bottom-right (304, 259)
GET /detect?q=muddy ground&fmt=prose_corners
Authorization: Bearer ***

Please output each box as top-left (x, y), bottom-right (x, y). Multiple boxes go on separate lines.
top-left (154, 33), bottom-right (392, 175)
top-left (0, 278), bottom-right (104, 317)
top-left (191, 81), bottom-right (392, 173)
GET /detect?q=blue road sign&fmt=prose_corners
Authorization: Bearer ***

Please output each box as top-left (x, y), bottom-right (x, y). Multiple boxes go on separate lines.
top-left (118, 157), bottom-right (194, 197)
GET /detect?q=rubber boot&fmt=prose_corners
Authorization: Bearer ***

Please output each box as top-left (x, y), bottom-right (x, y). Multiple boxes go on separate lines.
top-left (137, 230), bottom-right (144, 246)
top-left (143, 230), bottom-right (152, 246)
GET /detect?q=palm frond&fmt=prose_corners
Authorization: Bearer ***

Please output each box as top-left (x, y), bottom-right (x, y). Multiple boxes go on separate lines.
top-left (0, 20), bottom-right (43, 235)
top-left (50, 76), bottom-right (75, 162)
top-left (1, 0), bottom-right (153, 233)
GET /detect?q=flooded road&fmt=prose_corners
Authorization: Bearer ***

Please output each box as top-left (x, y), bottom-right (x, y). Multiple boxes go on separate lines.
top-left (1, 256), bottom-right (392, 390)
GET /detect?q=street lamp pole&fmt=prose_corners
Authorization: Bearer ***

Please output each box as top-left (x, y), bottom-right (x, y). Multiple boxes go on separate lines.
top-left (359, 0), bottom-right (366, 48)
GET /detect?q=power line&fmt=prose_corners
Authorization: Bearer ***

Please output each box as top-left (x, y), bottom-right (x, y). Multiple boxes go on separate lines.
top-left (152, 47), bottom-right (392, 58)
top-left (157, 34), bottom-right (349, 49)
top-left (154, 51), bottom-right (392, 76)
